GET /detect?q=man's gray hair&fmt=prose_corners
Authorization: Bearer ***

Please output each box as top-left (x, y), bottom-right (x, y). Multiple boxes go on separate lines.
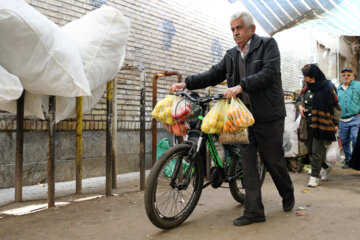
top-left (230, 11), bottom-right (255, 28)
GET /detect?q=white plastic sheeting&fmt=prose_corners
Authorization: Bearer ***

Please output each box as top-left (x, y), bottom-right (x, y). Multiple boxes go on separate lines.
top-left (0, 65), bottom-right (23, 104)
top-left (52, 5), bottom-right (130, 122)
top-left (0, 0), bottom-right (90, 97)
top-left (0, 91), bottom-right (44, 119)
top-left (0, 4), bottom-right (130, 122)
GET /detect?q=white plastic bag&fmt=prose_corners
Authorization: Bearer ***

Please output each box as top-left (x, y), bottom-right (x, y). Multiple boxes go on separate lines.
top-left (0, 0), bottom-right (90, 97)
top-left (326, 140), bottom-right (340, 164)
top-left (295, 115), bottom-right (301, 129)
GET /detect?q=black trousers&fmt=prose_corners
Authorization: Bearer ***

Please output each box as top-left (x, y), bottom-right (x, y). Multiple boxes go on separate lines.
top-left (240, 118), bottom-right (294, 218)
top-left (349, 127), bottom-right (360, 170)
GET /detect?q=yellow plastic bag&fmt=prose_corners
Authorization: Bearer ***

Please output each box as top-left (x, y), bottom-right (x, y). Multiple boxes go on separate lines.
top-left (223, 98), bottom-right (254, 133)
top-left (201, 99), bottom-right (228, 133)
top-left (152, 95), bottom-right (177, 125)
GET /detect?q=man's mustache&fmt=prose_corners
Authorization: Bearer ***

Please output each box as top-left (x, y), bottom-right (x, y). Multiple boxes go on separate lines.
top-left (234, 34), bottom-right (242, 40)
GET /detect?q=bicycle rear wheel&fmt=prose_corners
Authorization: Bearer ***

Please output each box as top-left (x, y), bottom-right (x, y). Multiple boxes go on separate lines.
top-left (144, 144), bottom-right (204, 229)
top-left (228, 153), bottom-right (266, 203)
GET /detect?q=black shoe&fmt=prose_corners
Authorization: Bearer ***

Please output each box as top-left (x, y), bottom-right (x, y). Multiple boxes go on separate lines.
top-left (233, 215), bottom-right (265, 226)
top-left (282, 194), bottom-right (295, 212)
top-left (342, 164), bottom-right (350, 169)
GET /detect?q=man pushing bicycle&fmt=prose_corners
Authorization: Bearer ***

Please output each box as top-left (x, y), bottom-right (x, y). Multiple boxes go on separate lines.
top-left (170, 11), bottom-right (294, 226)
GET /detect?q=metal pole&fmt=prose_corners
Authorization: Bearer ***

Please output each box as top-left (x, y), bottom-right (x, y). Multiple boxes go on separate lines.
top-left (112, 77), bottom-right (117, 189)
top-left (152, 72), bottom-right (182, 165)
top-left (121, 64), bottom-right (147, 191)
top-left (76, 96), bottom-right (83, 194)
top-left (15, 91), bottom-right (25, 202)
top-left (152, 75), bottom-right (157, 166)
top-left (337, 36), bottom-right (340, 82)
top-left (106, 81), bottom-right (113, 196)
top-left (139, 67), bottom-right (146, 190)
top-left (207, 87), bottom-right (212, 180)
top-left (48, 96), bottom-right (56, 207)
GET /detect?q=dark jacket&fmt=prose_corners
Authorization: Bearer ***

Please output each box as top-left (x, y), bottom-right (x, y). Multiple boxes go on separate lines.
top-left (185, 34), bottom-right (286, 123)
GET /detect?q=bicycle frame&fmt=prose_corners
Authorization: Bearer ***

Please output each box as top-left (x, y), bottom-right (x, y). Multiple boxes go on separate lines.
top-left (184, 116), bottom-right (239, 184)
top-left (173, 91), bottom-right (244, 186)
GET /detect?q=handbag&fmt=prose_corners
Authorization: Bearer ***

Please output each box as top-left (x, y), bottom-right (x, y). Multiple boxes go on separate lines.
top-left (296, 115), bottom-right (308, 141)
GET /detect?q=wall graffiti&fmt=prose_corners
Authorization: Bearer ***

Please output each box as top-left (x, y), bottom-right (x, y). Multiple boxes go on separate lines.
top-left (211, 38), bottom-right (223, 64)
top-left (89, 0), bottom-right (107, 10)
top-left (158, 19), bottom-right (176, 50)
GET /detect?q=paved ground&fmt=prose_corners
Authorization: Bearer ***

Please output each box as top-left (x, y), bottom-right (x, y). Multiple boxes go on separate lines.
top-left (0, 167), bottom-right (360, 240)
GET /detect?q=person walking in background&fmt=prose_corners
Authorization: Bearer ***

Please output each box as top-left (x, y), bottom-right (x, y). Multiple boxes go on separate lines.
top-left (337, 67), bottom-right (360, 169)
top-left (296, 64), bottom-right (341, 187)
top-left (170, 11), bottom-right (294, 226)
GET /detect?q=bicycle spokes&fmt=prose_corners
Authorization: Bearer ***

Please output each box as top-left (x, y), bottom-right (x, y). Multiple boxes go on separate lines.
top-left (154, 155), bottom-right (199, 218)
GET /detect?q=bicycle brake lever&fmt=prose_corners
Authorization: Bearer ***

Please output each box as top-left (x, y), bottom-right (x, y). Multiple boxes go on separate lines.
top-left (213, 93), bottom-right (225, 100)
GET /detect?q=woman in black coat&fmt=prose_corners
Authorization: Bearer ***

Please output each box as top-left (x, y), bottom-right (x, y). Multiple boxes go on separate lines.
top-left (296, 64), bottom-right (341, 187)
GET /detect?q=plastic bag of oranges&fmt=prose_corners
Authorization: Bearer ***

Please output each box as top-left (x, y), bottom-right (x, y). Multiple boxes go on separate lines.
top-left (201, 99), bottom-right (228, 133)
top-left (223, 98), bottom-right (254, 133)
top-left (152, 94), bottom-right (178, 125)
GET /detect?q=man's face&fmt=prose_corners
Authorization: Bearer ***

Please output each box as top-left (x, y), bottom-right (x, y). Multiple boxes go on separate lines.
top-left (341, 71), bottom-right (353, 86)
top-left (230, 18), bottom-right (255, 48)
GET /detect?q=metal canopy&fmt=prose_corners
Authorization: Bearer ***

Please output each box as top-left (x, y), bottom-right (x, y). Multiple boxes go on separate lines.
top-left (240, 0), bottom-right (360, 36)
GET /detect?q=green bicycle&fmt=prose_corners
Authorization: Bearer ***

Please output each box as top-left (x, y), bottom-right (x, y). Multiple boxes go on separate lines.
top-left (144, 91), bottom-right (266, 229)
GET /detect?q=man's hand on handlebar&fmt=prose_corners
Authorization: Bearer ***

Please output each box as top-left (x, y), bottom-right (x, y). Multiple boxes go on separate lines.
top-left (224, 85), bottom-right (242, 99)
top-left (169, 82), bottom-right (186, 92)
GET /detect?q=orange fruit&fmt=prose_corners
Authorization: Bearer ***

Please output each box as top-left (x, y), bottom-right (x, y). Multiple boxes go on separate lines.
top-left (236, 118), bottom-right (242, 127)
top-left (227, 108), bottom-right (234, 120)
top-left (223, 124), bottom-right (229, 132)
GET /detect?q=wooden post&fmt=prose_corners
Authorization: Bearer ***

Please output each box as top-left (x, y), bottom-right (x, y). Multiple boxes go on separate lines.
top-left (106, 81), bottom-right (113, 196)
top-left (76, 96), bottom-right (83, 194)
top-left (15, 91), bottom-right (25, 202)
top-left (48, 96), bottom-right (56, 207)
top-left (139, 68), bottom-right (146, 190)
top-left (112, 77), bottom-right (117, 189)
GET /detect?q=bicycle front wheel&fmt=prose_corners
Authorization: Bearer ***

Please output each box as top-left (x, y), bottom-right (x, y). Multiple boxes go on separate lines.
top-left (144, 144), bottom-right (204, 229)
top-left (228, 153), bottom-right (266, 203)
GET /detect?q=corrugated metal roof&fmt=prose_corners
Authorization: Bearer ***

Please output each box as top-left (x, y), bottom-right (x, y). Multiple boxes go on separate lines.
top-left (239, 0), bottom-right (360, 36)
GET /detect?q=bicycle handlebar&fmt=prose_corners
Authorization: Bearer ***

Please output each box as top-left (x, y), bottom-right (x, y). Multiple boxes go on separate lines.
top-left (173, 91), bottom-right (226, 105)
